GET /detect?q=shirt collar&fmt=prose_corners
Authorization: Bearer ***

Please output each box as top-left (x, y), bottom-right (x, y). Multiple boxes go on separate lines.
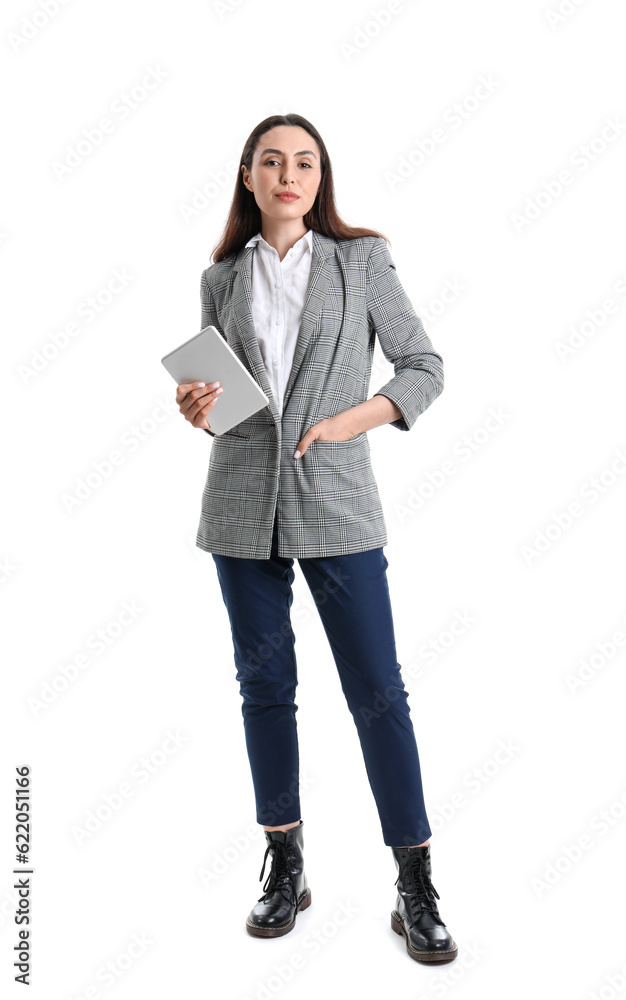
top-left (245, 229), bottom-right (313, 255)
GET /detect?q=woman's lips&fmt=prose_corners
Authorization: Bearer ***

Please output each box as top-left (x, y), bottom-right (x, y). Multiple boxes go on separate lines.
top-left (276, 194), bottom-right (299, 201)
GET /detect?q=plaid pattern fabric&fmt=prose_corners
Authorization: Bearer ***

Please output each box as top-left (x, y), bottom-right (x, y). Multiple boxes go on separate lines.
top-left (195, 231), bottom-right (444, 558)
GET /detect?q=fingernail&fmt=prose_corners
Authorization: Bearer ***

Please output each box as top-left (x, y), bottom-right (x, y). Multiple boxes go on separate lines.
top-left (293, 450), bottom-right (300, 459)
top-left (216, 387), bottom-right (223, 394)
top-left (210, 381), bottom-right (220, 388)
top-left (197, 382), bottom-right (205, 387)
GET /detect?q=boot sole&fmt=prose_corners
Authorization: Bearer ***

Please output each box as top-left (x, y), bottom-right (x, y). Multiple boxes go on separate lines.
top-left (246, 889), bottom-right (312, 938)
top-left (390, 910), bottom-right (458, 964)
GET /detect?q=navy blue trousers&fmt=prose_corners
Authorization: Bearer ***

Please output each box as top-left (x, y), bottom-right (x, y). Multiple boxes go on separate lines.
top-left (211, 513), bottom-right (432, 847)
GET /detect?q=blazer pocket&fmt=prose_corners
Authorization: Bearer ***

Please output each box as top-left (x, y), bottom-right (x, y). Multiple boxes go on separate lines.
top-left (221, 428), bottom-right (250, 440)
top-left (311, 431), bottom-right (367, 448)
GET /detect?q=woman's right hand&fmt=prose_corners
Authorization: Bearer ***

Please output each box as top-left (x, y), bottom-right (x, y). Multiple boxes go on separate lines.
top-left (176, 380), bottom-right (223, 431)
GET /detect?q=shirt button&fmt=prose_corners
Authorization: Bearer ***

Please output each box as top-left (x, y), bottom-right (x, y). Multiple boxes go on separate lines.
top-left (275, 282), bottom-right (280, 288)
top-left (273, 360), bottom-right (279, 366)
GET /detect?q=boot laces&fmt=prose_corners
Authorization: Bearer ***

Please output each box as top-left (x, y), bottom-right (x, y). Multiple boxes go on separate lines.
top-left (395, 853), bottom-right (444, 925)
top-left (257, 840), bottom-right (297, 905)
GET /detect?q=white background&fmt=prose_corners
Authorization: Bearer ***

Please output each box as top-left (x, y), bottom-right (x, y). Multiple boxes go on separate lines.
top-left (2, 0), bottom-right (626, 996)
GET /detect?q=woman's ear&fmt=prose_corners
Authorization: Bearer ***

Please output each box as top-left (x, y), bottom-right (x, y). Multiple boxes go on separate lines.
top-left (241, 164), bottom-right (252, 193)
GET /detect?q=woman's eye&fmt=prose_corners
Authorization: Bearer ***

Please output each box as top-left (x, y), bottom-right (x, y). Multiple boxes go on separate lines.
top-left (263, 159), bottom-right (312, 168)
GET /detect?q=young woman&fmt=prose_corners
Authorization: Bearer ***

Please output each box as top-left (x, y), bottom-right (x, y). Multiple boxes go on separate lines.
top-left (176, 113), bottom-right (457, 965)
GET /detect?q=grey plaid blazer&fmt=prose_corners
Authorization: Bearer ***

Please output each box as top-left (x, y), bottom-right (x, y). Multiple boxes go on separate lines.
top-left (195, 231), bottom-right (444, 559)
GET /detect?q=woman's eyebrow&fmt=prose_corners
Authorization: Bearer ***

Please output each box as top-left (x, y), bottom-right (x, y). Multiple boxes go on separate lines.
top-left (259, 148), bottom-right (318, 158)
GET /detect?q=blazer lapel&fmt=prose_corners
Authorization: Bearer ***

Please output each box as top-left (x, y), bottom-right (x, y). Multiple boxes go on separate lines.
top-left (230, 229), bottom-right (337, 429)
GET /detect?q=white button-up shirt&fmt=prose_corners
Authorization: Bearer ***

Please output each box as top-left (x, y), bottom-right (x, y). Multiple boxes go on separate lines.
top-left (244, 228), bottom-right (313, 416)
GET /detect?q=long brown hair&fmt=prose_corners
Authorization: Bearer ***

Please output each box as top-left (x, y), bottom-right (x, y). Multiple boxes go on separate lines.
top-left (211, 113), bottom-right (389, 263)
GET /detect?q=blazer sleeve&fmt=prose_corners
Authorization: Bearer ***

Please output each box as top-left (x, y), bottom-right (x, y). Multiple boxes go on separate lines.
top-left (367, 238), bottom-right (444, 432)
top-left (200, 270), bottom-right (217, 437)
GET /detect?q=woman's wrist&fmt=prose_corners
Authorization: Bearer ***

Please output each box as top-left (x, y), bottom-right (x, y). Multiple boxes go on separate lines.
top-left (340, 394), bottom-right (403, 435)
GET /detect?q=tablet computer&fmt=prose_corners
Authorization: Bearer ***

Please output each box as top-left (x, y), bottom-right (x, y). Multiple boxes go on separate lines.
top-left (161, 325), bottom-right (270, 435)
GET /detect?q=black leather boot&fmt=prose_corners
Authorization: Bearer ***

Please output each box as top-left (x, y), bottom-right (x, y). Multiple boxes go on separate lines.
top-left (246, 820), bottom-right (311, 937)
top-left (390, 843), bottom-right (458, 963)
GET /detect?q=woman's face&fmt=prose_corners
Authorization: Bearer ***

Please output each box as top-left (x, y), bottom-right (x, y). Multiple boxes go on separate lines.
top-left (242, 125), bottom-right (322, 226)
